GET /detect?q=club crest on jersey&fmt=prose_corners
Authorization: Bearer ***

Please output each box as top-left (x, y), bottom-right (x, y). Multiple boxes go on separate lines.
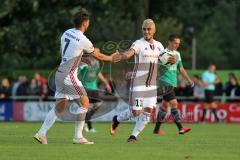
top-left (145, 47), bottom-right (148, 50)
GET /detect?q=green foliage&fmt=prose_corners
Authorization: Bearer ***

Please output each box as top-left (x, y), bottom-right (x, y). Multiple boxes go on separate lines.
top-left (0, 0), bottom-right (239, 69)
top-left (197, 22), bottom-right (227, 68)
top-left (197, 0), bottom-right (240, 69)
top-left (155, 18), bottom-right (183, 46)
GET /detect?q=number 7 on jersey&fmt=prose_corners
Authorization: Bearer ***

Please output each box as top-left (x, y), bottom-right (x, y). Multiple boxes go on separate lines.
top-left (62, 38), bottom-right (70, 56)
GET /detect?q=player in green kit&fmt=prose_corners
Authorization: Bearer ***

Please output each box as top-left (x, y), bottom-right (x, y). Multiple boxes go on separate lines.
top-left (153, 34), bottom-right (194, 135)
top-left (78, 54), bottom-right (112, 133)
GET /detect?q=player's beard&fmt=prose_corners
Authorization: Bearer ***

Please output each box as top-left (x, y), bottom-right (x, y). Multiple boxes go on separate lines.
top-left (144, 35), bottom-right (153, 42)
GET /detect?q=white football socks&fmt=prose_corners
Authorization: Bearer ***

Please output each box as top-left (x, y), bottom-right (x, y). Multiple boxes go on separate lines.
top-left (74, 121), bottom-right (85, 139)
top-left (38, 107), bottom-right (57, 136)
top-left (74, 107), bottom-right (88, 139)
top-left (131, 112), bottom-right (151, 137)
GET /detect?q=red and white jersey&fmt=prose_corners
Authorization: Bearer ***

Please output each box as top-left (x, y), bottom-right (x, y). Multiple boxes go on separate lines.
top-left (130, 38), bottom-right (164, 91)
top-left (58, 28), bottom-right (94, 74)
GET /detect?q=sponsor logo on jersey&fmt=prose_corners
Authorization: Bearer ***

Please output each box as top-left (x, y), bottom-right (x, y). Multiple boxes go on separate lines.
top-left (143, 54), bottom-right (159, 58)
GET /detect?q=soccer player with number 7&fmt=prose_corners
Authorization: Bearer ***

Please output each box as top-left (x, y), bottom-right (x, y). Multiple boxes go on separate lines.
top-left (110, 19), bottom-right (176, 143)
top-left (34, 8), bottom-right (115, 144)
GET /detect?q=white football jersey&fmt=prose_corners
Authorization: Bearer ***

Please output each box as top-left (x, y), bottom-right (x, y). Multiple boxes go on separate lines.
top-left (130, 38), bottom-right (164, 91)
top-left (59, 28), bottom-right (94, 72)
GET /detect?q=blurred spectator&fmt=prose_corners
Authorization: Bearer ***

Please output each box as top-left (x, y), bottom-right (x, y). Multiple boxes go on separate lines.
top-left (12, 76), bottom-right (22, 96)
top-left (47, 76), bottom-right (56, 97)
top-left (224, 73), bottom-right (235, 95)
top-left (34, 71), bottom-right (48, 97)
top-left (225, 73), bottom-right (239, 95)
top-left (0, 78), bottom-right (11, 99)
top-left (201, 64), bottom-right (220, 122)
top-left (214, 74), bottom-right (224, 100)
top-left (28, 78), bottom-right (40, 95)
top-left (16, 76), bottom-right (29, 96)
top-left (175, 74), bottom-right (193, 98)
top-left (193, 75), bottom-right (205, 101)
top-left (224, 73), bottom-right (240, 102)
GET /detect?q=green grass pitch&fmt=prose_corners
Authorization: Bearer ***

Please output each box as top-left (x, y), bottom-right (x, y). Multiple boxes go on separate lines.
top-left (0, 122), bottom-right (239, 160)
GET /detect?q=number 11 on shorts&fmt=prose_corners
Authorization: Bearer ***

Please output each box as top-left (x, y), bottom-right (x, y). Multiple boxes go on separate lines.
top-left (135, 98), bottom-right (143, 107)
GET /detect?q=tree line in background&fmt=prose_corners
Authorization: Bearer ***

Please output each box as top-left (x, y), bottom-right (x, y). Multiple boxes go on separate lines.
top-left (0, 0), bottom-right (239, 69)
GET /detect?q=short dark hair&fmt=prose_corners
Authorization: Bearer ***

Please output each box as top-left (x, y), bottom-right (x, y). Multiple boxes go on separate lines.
top-left (168, 34), bottom-right (181, 41)
top-left (73, 8), bottom-right (90, 28)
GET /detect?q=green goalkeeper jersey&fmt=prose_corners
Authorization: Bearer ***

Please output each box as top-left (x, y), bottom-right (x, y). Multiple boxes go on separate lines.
top-left (77, 56), bottom-right (101, 90)
top-left (159, 50), bottom-right (183, 87)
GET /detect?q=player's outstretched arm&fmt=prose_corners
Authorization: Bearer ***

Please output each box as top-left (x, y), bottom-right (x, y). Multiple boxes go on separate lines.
top-left (112, 49), bottom-right (135, 63)
top-left (91, 48), bottom-right (113, 62)
top-left (179, 66), bottom-right (194, 87)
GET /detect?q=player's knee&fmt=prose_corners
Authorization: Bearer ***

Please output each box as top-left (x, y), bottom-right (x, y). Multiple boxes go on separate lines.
top-left (78, 96), bottom-right (90, 109)
top-left (132, 110), bottom-right (141, 117)
top-left (170, 99), bottom-right (178, 108)
top-left (82, 102), bottom-right (90, 109)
